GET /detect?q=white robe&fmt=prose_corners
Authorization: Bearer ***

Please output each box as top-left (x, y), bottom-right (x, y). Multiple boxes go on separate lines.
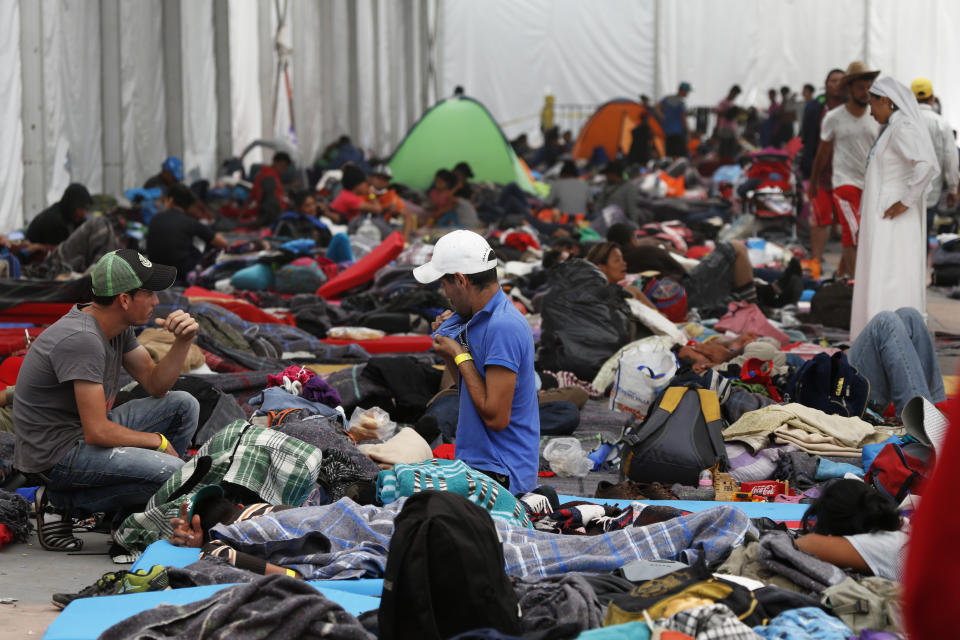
top-left (850, 111), bottom-right (937, 341)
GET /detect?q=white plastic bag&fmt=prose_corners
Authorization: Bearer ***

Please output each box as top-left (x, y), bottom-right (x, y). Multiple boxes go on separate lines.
top-left (609, 340), bottom-right (678, 417)
top-left (348, 406), bottom-right (397, 442)
top-left (542, 437), bottom-right (593, 477)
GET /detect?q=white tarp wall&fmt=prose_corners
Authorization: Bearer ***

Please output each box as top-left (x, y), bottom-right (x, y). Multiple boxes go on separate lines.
top-left (2, 0), bottom-right (959, 234)
top-left (440, 0), bottom-right (960, 143)
top-left (0, 1), bottom-right (24, 236)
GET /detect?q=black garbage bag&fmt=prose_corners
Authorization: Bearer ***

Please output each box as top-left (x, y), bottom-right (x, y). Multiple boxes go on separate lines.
top-left (538, 258), bottom-right (633, 381)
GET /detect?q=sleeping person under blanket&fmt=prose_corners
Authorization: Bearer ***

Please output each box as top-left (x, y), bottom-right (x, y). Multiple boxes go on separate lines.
top-left (170, 484), bottom-right (301, 579)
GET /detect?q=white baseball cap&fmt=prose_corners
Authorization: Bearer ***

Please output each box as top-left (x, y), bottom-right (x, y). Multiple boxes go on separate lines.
top-left (413, 230), bottom-right (498, 284)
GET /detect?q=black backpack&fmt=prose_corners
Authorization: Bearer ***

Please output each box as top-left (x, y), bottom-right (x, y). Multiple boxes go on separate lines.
top-left (783, 351), bottom-right (870, 418)
top-left (809, 282), bottom-right (854, 330)
top-left (379, 491), bottom-right (522, 640)
top-left (619, 386), bottom-right (728, 485)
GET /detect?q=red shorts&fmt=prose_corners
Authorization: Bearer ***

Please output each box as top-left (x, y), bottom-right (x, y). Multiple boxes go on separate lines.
top-left (833, 184), bottom-right (863, 247)
top-left (811, 187), bottom-right (836, 227)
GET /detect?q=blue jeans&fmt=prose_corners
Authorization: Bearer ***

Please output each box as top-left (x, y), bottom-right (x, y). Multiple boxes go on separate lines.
top-left (45, 391), bottom-right (199, 516)
top-left (848, 308), bottom-right (946, 414)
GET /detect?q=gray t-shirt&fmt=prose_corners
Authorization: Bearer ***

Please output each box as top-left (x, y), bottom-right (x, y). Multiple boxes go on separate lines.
top-left (453, 198), bottom-right (479, 228)
top-left (14, 305), bottom-right (139, 472)
top-left (547, 178), bottom-right (591, 214)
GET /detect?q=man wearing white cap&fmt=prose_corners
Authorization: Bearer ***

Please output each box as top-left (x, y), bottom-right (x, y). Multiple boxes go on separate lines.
top-left (414, 230), bottom-right (540, 494)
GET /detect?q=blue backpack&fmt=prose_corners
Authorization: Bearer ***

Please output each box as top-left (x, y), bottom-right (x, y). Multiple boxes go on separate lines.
top-left (784, 352), bottom-right (870, 417)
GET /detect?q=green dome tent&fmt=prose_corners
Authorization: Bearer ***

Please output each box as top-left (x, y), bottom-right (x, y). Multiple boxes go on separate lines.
top-left (388, 97), bottom-right (535, 193)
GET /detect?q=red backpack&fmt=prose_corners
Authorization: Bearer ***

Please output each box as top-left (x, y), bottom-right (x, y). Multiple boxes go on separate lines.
top-left (867, 443), bottom-right (927, 503)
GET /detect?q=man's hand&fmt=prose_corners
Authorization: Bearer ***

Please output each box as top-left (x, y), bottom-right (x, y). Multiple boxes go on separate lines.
top-left (432, 335), bottom-right (465, 361)
top-left (948, 193), bottom-right (958, 209)
top-left (170, 501), bottom-right (204, 548)
top-left (883, 201), bottom-right (909, 220)
top-left (431, 310), bottom-right (453, 334)
top-left (155, 310), bottom-right (199, 342)
top-left (158, 434), bottom-right (181, 458)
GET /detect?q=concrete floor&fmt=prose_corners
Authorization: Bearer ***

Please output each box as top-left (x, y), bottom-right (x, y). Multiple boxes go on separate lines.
top-left (4, 243), bottom-right (960, 638)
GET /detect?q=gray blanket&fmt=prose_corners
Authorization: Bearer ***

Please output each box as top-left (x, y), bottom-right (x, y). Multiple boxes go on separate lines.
top-left (99, 574), bottom-right (373, 640)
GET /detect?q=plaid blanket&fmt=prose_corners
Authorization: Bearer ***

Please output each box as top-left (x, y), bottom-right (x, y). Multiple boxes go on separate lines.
top-left (211, 498), bottom-right (753, 580)
top-left (115, 420), bottom-right (323, 551)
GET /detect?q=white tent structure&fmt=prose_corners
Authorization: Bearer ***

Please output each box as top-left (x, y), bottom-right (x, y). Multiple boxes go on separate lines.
top-left (2, 0), bottom-right (958, 232)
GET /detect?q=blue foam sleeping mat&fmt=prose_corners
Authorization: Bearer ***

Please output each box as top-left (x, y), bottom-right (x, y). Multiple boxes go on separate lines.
top-left (558, 496), bottom-right (808, 524)
top-left (43, 582), bottom-right (380, 640)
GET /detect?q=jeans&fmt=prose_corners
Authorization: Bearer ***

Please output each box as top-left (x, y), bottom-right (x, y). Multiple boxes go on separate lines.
top-left (45, 390), bottom-right (199, 517)
top-left (848, 308), bottom-right (946, 414)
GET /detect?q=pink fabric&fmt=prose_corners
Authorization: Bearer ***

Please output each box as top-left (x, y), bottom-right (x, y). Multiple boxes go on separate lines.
top-left (266, 365), bottom-right (316, 388)
top-left (714, 302), bottom-right (791, 346)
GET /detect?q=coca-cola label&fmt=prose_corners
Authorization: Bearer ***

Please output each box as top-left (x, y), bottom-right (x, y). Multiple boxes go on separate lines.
top-left (740, 480), bottom-right (789, 497)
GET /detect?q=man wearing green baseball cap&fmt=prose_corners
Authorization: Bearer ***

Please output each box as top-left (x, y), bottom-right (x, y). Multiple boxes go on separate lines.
top-left (13, 249), bottom-right (201, 551)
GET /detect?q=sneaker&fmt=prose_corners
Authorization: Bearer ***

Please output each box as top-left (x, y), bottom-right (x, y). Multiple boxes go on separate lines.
top-left (114, 565), bottom-right (170, 594)
top-left (51, 570), bottom-right (128, 609)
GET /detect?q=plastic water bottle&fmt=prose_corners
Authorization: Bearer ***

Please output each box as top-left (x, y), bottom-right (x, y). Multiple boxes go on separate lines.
top-left (699, 469), bottom-right (713, 487)
top-left (746, 237), bottom-right (766, 265)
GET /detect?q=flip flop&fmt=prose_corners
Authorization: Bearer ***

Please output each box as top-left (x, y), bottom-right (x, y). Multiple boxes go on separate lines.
top-left (34, 487), bottom-right (83, 552)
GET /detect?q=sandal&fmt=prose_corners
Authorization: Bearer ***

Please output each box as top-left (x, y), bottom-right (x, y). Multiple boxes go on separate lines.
top-left (34, 487), bottom-right (83, 552)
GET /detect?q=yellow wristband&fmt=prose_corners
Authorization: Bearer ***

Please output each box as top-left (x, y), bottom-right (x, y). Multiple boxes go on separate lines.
top-left (156, 433), bottom-right (169, 452)
top-left (285, 568), bottom-right (297, 578)
top-left (454, 353), bottom-right (473, 366)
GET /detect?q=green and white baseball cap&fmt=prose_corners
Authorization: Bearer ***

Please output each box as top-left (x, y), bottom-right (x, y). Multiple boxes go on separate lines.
top-left (90, 249), bottom-right (177, 297)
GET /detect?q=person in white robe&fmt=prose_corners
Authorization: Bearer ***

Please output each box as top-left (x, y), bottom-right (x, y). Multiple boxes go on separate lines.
top-left (850, 77), bottom-right (938, 341)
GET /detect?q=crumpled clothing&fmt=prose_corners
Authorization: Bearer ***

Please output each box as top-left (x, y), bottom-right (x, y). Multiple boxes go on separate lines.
top-left (98, 574), bottom-right (374, 640)
top-left (773, 451), bottom-right (820, 490)
top-left (724, 403), bottom-right (887, 454)
top-left (815, 458), bottom-right (864, 480)
top-left (661, 603), bottom-right (761, 639)
top-left (725, 340), bottom-right (790, 378)
top-left (753, 606), bottom-right (853, 639)
top-left (0, 489), bottom-right (30, 543)
top-left (513, 573), bottom-right (604, 634)
top-left (772, 427), bottom-right (865, 458)
top-left (357, 427), bottom-right (433, 469)
top-left (267, 365), bottom-right (316, 389)
top-left (138, 328), bottom-right (206, 372)
top-left (302, 375), bottom-right (342, 407)
top-left (757, 531), bottom-right (847, 592)
top-left (715, 540), bottom-right (809, 594)
top-left (725, 442), bottom-right (796, 483)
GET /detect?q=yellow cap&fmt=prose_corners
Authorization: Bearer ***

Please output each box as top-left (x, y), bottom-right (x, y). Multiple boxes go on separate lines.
top-left (911, 77), bottom-right (934, 100)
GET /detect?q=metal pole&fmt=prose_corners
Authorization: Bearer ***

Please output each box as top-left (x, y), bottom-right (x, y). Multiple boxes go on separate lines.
top-left (100, 0), bottom-right (123, 198)
top-left (20, 0), bottom-right (45, 218)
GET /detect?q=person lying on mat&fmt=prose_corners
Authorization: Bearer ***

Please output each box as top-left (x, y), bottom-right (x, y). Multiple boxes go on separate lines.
top-left (415, 230), bottom-right (540, 494)
top-left (585, 241), bottom-right (660, 312)
top-left (675, 306), bottom-right (945, 416)
top-left (605, 223), bottom-right (772, 314)
top-left (13, 250), bottom-right (201, 552)
top-left (169, 485), bottom-right (302, 579)
top-left (795, 479), bottom-right (907, 580)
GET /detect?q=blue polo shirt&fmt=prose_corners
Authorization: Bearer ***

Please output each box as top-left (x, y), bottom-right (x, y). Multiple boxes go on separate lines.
top-left (438, 288), bottom-right (540, 494)
top-left (659, 95), bottom-right (687, 136)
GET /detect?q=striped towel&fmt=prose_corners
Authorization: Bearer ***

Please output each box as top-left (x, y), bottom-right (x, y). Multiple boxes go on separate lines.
top-left (377, 459), bottom-right (531, 528)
